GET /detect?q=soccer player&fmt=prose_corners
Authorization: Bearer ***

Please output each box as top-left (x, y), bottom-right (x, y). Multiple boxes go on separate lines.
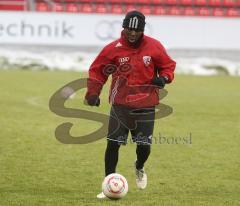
top-left (85, 10), bottom-right (176, 198)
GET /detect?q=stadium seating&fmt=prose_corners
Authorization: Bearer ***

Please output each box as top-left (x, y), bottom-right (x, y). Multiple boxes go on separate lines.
top-left (213, 7), bottom-right (225, 15)
top-left (66, 3), bottom-right (78, 12)
top-left (0, 0), bottom-right (27, 11)
top-left (125, 4), bottom-right (139, 12)
top-left (95, 3), bottom-right (109, 13)
top-left (153, 6), bottom-right (168, 14)
top-left (79, 3), bottom-right (93, 13)
top-left (52, 3), bottom-right (65, 12)
top-left (0, 0), bottom-right (239, 17)
top-left (209, 0), bottom-right (222, 6)
top-left (152, 0), bottom-right (166, 4)
top-left (180, 0), bottom-right (194, 6)
top-left (139, 5), bottom-right (153, 14)
top-left (223, 0), bottom-right (236, 6)
top-left (184, 7), bottom-right (196, 15)
top-left (198, 7), bottom-right (212, 15)
top-left (110, 4), bottom-right (124, 14)
top-left (169, 7), bottom-right (182, 15)
top-left (194, 0), bottom-right (208, 6)
top-left (226, 7), bottom-right (239, 15)
top-left (36, 2), bottom-right (49, 11)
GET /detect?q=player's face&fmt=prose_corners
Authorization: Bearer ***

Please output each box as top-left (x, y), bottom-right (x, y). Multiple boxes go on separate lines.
top-left (124, 28), bottom-right (143, 44)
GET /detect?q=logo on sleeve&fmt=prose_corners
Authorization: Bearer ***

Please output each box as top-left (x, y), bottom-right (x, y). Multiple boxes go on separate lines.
top-left (143, 56), bottom-right (151, 67)
top-left (115, 42), bottom-right (122, 47)
top-left (119, 57), bottom-right (130, 64)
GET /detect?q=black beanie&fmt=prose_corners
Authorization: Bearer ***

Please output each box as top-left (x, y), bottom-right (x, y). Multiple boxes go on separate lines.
top-left (122, 10), bottom-right (146, 32)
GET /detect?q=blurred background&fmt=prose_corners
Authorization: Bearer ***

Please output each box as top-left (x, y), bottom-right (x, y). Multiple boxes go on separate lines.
top-left (0, 0), bottom-right (240, 75)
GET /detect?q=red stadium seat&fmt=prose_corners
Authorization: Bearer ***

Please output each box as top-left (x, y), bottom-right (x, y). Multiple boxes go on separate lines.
top-left (79, 3), bottom-right (93, 13)
top-left (52, 3), bottom-right (64, 12)
top-left (198, 7), bottom-right (212, 15)
top-left (169, 7), bottom-right (182, 15)
top-left (213, 8), bottom-right (225, 16)
top-left (95, 3), bottom-right (108, 13)
top-left (122, 0), bottom-right (134, 3)
top-left (166, 0), bottom-right (178, 5)
top-left (36, 2), bottom-right (50, 12)
top-left (180, 0), bottom-right (193, 5)
top-left (153, 6), bottom-right (167, 15)
top-left (107, 0), bottom-right (121, 2)
top-left (95, 0), bottom-right (106, 3)
top-left (183, 7), bottom-right (196, 15)
top-left (66, 3), bottom-right (78, 12)
top-left (152, 0), bottom-right (166, 4)
top-left (195, 0), bottom-right (208, 5)
top-left (223, 0), bottom-right (236, 6)
top-left (137, 0), bottom-right (151, 3)
top-left (108, 0), bottom-right (125, 3)
top-left (111, 4), bottom-right (124, 14)
top-left (125, 4), bottom-right (138, 12)
top-left (209, 0), bottom-right (222, 6)
top-left (139, 5), bottom-right (152, 14)
top-left (4, 0), bottom-right (25, 1)
top-left (226, 8), bottom-right (239, 16)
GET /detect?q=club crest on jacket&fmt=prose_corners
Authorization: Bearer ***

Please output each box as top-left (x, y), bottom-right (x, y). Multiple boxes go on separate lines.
top-left (143, 56), bottom-right (151, 67)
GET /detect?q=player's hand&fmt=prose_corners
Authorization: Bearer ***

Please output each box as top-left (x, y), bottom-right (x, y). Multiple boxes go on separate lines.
top-left (85, 95), bottom-right (100, 107)
top-left (152, 76), bottom-right (167, 89)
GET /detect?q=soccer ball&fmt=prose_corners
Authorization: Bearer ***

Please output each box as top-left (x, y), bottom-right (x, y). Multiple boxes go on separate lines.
top-left (102, 173), bottom-right (128, 199)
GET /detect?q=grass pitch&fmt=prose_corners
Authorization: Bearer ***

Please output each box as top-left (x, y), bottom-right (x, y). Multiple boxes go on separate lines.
top-left (0, 70), bottom-right (239, 206)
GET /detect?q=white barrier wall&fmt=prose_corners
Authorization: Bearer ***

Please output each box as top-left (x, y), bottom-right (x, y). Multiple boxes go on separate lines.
top-left (0, 12), bottom-right (240, 49)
